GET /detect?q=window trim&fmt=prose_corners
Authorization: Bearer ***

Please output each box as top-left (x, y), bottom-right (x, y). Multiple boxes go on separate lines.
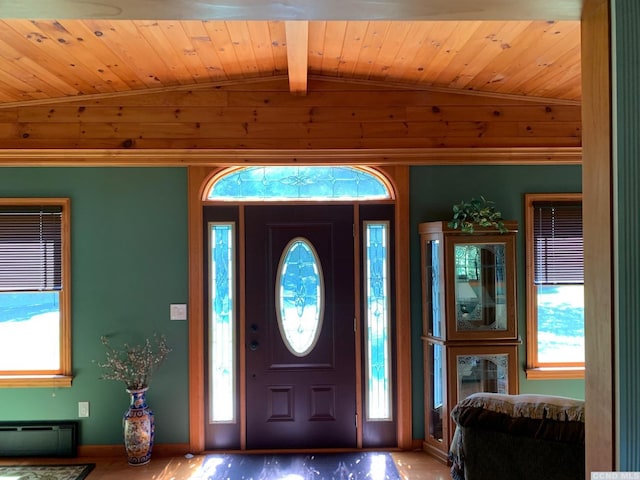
top-left (525, 193), bottom-right (584, 380)
top-left (0, 198), bottom-right (72, 388)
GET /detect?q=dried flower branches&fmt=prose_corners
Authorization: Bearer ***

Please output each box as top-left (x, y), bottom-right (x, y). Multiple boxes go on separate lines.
top-left (98, 334), bottom-right (171, 390)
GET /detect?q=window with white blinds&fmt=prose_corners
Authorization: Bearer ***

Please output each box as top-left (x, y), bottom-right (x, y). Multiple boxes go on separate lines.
top-left (0, 205), bottom-right (63, 292)
top-left (525, 193), bottom-right (584, 378)
top-left (0, 199), bottom-right (72, 386)
top-left (532, 201), bottom-right (584, 285)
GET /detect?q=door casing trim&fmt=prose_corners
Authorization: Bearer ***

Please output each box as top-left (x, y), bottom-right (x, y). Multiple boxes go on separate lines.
top-left (188, 164), bottom-right (412, 451)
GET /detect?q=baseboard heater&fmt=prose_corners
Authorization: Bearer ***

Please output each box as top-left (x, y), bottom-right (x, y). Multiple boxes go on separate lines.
top-left (0, 421), bottom-right (78, 457)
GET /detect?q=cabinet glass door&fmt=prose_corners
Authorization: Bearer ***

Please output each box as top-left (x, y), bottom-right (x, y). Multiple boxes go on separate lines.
top-left (423, 238), bottom-right (443, 338)
top-left (456, 353), bottom-right (509, 401)
top-left (453, 242), bottom-right (508, 332)
top-left (427, 342), bottom-right (445, 443)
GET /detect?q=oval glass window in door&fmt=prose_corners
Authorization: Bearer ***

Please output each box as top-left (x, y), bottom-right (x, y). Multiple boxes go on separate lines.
top-left (275, 237), bottom-right (324, 357)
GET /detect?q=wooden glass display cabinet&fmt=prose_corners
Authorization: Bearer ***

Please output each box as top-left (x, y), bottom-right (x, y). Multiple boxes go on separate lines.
top-left (419, 221), bottom-right (520, 462)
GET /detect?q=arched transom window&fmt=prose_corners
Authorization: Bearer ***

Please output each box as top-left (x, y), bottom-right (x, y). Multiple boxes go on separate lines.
top-left (206, 166), bottom-right (393, 201)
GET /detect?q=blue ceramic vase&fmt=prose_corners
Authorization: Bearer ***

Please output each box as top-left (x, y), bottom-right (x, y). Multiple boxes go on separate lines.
top-left (123, 387), bottom-right (154, 465)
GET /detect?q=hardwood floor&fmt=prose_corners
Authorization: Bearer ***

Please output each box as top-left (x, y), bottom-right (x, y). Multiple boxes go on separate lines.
top-left (392, 452), bottom-right (452, 479)
top-left (0, 451), bottom-right (452, 479)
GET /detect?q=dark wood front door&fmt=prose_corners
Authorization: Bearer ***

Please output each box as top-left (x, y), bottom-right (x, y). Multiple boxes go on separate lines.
top-left (245, 205), bottom-right (356, 449)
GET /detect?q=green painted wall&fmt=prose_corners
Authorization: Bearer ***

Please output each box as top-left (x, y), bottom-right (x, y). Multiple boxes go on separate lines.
top-left (0, 164), bottom-right (584, 447)
top-left (0, 167), bottom-right (189, 445)
top-left (409, 164), bottom-right (585, 439)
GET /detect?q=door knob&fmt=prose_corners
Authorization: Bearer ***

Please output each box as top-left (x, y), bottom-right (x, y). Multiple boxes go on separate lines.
top-left (249, 340), bottom-right (259, 351)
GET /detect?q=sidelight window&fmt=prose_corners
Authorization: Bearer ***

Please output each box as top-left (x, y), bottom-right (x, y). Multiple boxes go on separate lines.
top-left (208, 222), bottom-right (236, 422)
top-left (364, 221), bottom-right (392, 420)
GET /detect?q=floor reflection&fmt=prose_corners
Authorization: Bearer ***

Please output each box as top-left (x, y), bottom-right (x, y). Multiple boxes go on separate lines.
top-left (196, 452), bottom-right (400, 480)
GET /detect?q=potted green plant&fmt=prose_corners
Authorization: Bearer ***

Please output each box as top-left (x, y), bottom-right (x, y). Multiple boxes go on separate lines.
top-left (448, 196), bottom-right (507, 233)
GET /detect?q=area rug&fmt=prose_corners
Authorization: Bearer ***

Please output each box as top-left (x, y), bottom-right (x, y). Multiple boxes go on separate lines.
top-left (198, 452), bottom-right (400, 480)
top-left (0, 463), bottom-right (95, 480)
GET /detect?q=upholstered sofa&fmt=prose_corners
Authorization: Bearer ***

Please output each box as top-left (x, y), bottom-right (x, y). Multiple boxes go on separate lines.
top-left (449, 392), bottom-right (585, 480)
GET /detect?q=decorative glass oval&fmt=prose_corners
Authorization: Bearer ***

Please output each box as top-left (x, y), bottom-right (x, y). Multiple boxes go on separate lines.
top-left (207, 166), bottom-right (392, 201)
top-left (275, 237), bottom-right (324, 357)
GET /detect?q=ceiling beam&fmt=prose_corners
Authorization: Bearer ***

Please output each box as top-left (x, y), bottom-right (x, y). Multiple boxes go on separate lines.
top-left (285, 21), bottom-right (309, 95)
top-left (0, 0), bottom-right (583, 20)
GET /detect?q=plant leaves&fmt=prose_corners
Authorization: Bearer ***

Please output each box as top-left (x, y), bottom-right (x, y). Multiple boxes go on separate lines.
top-left (448, 196), bottom-right (507, 233)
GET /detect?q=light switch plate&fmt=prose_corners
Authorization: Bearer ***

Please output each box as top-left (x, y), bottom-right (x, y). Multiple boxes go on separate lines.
top-left (170, 303), bottom-right (187, 321)
top-left (78, 401), bottom-right (89, 418)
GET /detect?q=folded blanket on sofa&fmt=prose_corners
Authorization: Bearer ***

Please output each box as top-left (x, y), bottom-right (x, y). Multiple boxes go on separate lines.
top-left (451, 392), bottom-right (585, 443)
top-left (454, 392), bottom-right (585, 421)
top-left (449, 393), bottom-right (585, 480)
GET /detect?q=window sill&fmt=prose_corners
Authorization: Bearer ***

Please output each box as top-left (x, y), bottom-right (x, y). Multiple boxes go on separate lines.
top-left (0, 375), bottom-right (73, 388)
top-left (525, 367), bottom-right (584, 380)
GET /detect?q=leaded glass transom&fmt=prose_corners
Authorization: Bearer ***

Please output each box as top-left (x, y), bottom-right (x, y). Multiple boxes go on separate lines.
top-left (275, 237), bottom-right (324, 357)
top-left (207, 166), bottom-right (391, 201)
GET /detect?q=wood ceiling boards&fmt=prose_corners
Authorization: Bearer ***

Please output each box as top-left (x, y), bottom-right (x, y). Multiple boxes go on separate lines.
top-left (0, 19), bottom-right (580, 104)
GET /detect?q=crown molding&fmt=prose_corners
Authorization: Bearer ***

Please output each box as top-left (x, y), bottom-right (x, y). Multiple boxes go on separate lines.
top-left (0, 147), bottom-right (581, 166)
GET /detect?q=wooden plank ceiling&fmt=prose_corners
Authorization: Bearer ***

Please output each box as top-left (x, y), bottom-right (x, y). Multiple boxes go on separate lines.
top-left (0, 19), bottom-right (581, 106)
